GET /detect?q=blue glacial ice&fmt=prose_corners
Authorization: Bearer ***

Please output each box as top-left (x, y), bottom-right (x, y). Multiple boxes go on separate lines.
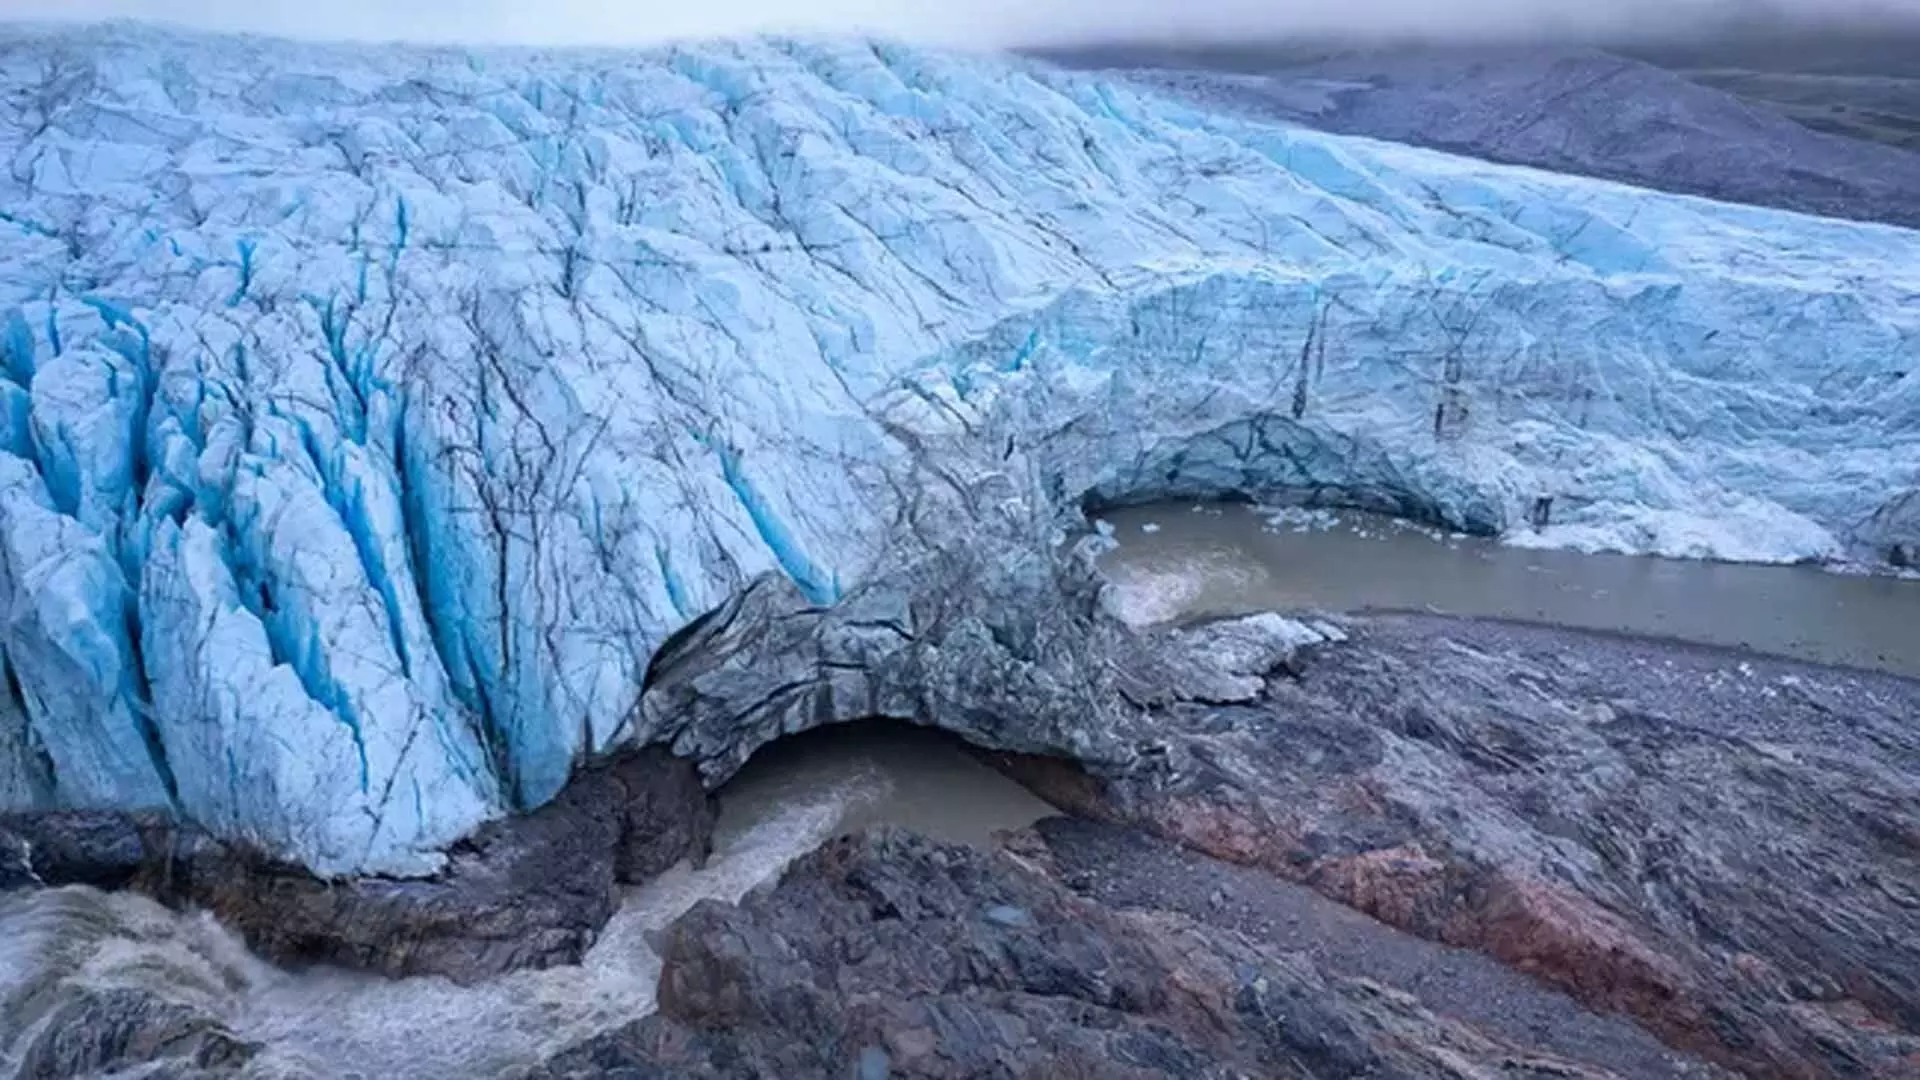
top-left (0, 23), bottom-right (1914, 873)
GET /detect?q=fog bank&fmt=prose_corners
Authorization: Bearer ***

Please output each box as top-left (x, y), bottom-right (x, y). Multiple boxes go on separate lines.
top-left (5, 0), bottom-right (1918, 49)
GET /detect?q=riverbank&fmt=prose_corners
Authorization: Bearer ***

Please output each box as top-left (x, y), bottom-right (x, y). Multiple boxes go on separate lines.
top-left (0, 724), bottom-right (1059, 1079)
top-left (6, 607), bottom-right (1918, 1077)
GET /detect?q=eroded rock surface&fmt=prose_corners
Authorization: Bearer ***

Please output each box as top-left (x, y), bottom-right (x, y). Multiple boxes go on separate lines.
top-left (641, 534), bottom-right (1171, 786)
top-left (0, 747), bottom-right (711, 982)
top-left (1034, 816), bottom-right (1720, 1079)
top-left (12, 986), bottom-right (256, 1080)
top-left (0, 886), bottom-right (261, 1080)
top-left (525, 827), bottom-right (1648, 1079)
top-left (998, 613), bottom-right (1920, 1077)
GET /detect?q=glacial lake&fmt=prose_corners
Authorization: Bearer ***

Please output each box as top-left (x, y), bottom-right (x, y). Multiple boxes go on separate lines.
top-left (1094, 502), bottom-right (1920, 678)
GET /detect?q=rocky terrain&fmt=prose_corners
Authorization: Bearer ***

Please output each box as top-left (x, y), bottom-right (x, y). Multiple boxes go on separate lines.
top-left (6, 610), bottom-right (1919, 1078)
top-left (1, 746), bottom-right (712, 982)
top-left (1679, 68), bottom-right (1920, 153)
top-left (579, 609), bottom-right (1920, 1079)
top-left (1624, 27), bottom-right (1920, 152)
top-left (523, 826), bottom-right (1711, 1080)
top-left (1037, 42), bottom-right (1920, 229)
top-left (1033, 817), bottom-right (1716, 1078)
top-left (997, 614), bottom-right (1920, 1078)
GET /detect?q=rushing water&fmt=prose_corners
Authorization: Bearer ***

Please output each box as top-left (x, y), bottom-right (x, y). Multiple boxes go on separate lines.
top-left (1095, 502), bottom-right (1920, 677)
top-left (0, 725), bottom-right (1054, 1079)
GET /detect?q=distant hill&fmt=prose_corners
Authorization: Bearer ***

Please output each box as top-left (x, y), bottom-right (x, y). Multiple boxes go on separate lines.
top-left (1032, 34), bottom-right (1920, 229)
top-left (1620, 30), bottom-right (1920, 152)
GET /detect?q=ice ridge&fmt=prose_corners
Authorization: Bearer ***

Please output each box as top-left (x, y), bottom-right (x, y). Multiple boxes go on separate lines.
top-left (0, 24), bottom-right (1914, 872)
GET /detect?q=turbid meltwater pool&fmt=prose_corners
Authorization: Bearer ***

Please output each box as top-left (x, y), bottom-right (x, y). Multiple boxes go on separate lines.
top-left (1095, 502), bottom-right (1920, 677)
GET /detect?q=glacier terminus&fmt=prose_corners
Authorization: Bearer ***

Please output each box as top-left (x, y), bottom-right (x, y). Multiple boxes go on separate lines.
top-left (0, 23), bottom-right (1915, 875)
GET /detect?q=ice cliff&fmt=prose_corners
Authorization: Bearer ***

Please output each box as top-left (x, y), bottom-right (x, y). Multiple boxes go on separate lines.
top-left (0, 23), bottom-right (1915, 874)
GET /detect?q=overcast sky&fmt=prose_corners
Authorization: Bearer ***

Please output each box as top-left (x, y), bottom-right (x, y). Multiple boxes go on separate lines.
top-left (6, 0), bottom-right (1919, 48)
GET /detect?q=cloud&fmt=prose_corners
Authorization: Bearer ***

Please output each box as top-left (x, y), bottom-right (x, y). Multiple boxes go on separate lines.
top-left (3, 0), bottom-right (1918, 48)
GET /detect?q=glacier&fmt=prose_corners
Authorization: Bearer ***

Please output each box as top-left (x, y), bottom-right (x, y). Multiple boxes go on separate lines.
top-left (0, 22), bottom-right (1915, 875)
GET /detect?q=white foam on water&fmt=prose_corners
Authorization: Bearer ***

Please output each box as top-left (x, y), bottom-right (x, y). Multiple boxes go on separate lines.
top-left (1099, 546), bottom-right (1272, 628)
top-left (1257, 505), bottom-right (1340, 533)
top-left (1099, 564), bottom-right (1204, 627)
top-left (239, 764), bottom-right (889, 1079)
top-left (0, 757), bottom-right (895, 1080)
top-left (0, 887), bottom-right (274, 1075)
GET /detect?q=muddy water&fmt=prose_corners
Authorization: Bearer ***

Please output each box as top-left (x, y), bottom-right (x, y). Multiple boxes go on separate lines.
top-left (716, 722), bottom-right (1057, 850)
top-left (0, 725), bottom-right (1054, 1079)
top-left (1096, 502), bottom-right (1920, 677)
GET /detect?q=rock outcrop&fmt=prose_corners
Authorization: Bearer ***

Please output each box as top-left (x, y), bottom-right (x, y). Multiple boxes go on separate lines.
top-left (1032, 816), bottom-right (1720, 1079)
top-left (640, 524), bottom-right (1170, 786)
top-left (11, 986), bottom-right (256, 1080)
top-left (995, 613), bottom-right (1920, 1078)
top-left (525, 827), bottom-right (1657, 1079)
top-left (0, 747), bottom-right (711, 982)
top-left (0, 885), bottom-right (262, 1080)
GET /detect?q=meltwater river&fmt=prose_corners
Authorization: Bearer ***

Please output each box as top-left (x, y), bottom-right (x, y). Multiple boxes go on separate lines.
top-left (0, 724), bottom-right (1056, 1080)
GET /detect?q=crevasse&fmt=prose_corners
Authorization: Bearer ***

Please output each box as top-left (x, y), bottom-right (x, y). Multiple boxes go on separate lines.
top-left (0, 24), bottom-right (1914, 874)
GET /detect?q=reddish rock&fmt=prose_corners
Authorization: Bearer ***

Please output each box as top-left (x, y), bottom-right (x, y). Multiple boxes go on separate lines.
top-left (527, 828), bottom-right (1644, 1080)
top-left (992, 614), bottom-right (1920, 1077)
